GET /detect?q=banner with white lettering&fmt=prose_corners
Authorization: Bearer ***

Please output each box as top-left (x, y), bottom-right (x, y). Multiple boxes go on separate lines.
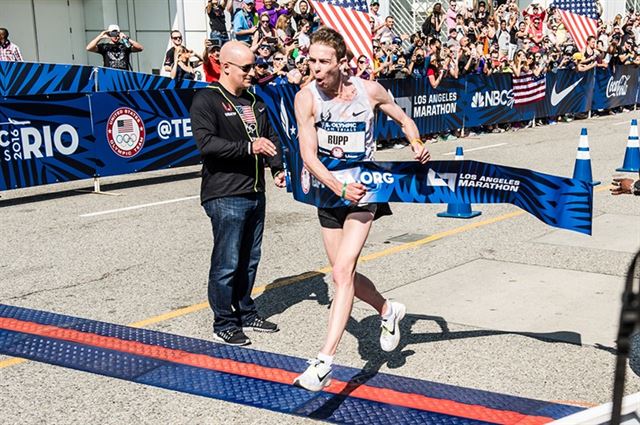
top-left (256, 84), bottom-right (594, 235)
top-left (90, 89), bottom-right (200, 177)
top-left (592, 66), bottom-right (639, 110)
top-left (375, 77), bottom-right (464, 139)
top-left (0, 94), bottom-right (95, 191)
top-left (463, 73), bottom-right (519, 127)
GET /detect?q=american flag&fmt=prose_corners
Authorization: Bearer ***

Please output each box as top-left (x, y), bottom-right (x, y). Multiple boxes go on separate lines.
top-left (512, 73), bottom-right (546, 105)
top-left (117, 119), bottom-right (134, 133)
top-left (309, 0), bottom-right (372, 63)
top-left (553, 0), bottom-right (599, 52)
top-left (236, 105), bottom-right (256, 124)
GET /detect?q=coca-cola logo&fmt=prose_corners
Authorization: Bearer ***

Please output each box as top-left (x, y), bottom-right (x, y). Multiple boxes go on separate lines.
top-left (606, 75), bottom-right (630, 98)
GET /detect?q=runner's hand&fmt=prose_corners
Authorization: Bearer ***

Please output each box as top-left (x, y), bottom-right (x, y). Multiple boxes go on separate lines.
top-left (343, 182), bottom-right (366, 203)
top-left (251, 137), bottom-right (277, 157)
top-left (412, 142), bottom-right (431, 164)
top-left (274, 171), bottom-right (286, 188)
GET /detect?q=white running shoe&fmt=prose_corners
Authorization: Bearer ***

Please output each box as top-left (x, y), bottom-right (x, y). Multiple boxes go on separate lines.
top-left (380, 301), bottom-right (406, 352)
top-left (293, 358), bottom-right (332, 392)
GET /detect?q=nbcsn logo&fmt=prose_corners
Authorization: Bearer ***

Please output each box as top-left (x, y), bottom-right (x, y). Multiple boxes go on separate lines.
top-left (471, 90), bottom-right (514, 108)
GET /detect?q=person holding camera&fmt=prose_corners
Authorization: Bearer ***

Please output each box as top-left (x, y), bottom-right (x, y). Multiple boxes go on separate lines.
top-left (233, 0), bottom-right (257, 45)
top-left (202, 40), bottom-right (222, 82)
top-left (207, 0), bottom-right (232, 45)
top-left (86, 24), bottom-right (143, 70)
top-left (170, 47), bottom-right (202, 81)
top-left (164, 30), bottom-right (185, 73)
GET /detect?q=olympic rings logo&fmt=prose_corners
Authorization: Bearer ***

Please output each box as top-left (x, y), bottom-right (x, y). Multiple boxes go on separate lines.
top-left (106, 107), bottom-right (146, 158)
top-left (115, 133), bottom-right (136, 146)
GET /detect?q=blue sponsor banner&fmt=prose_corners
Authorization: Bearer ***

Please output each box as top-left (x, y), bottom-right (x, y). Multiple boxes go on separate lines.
top-left (592, 65), bottom-right (639, 110)
top-left (543, 69), bottom-right (595, 117)
top-left (256, 84), bottom-right (593, 235)
top-left (376, 77), bottom-right (464, 139)
top-left (96, 68), bottom-right (208, 92)
top-left (0, 94), bottom-right (95, 190)
top-left (463, 73), bottom-right (518, 127)
top-left (90, 89), bottom-right (201, 177)
top-left (0, 62), bottom-right (94, 97)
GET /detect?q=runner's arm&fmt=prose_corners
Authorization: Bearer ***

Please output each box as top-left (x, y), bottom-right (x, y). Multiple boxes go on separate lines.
top-left (294, 89), bottom-right (348, 197)
top-left (366, 80), bottom-right (430, 163)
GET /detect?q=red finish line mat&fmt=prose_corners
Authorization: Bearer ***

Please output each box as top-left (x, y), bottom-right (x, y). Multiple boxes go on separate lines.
top-left (0, 304), bottom-right (583, 424)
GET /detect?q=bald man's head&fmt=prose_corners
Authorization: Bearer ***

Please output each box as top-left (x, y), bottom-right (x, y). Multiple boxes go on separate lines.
top-left (218, 41), bottom-right (256, 94)
top-left (219, 41), bottom-right (254, 65)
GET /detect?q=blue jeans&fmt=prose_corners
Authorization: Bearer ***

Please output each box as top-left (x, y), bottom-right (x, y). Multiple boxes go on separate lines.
top-left (203, 193), bottom-right (265, 333)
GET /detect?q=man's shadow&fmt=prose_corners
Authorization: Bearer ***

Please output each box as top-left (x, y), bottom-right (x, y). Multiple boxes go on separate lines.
top-left (254, 271), bottom-right (331, 319)
top-left (307, 314), bottom-right (601, 420)
top-left (252, 273), bottom-right (609, 419)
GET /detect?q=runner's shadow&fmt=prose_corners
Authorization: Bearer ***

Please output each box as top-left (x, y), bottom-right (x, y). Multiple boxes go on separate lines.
top-left (253, 272), bottom-right (330, 319)
top-left (308, 313), bottom-right (589, 420)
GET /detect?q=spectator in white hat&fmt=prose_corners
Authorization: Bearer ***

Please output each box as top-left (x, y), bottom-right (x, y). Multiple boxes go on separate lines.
top-left (86, 24), bottom-right (143, 70)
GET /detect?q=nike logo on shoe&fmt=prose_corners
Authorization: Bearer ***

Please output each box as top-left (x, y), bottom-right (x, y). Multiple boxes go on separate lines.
top-left (550, 78), bottom-right (583, 107)
top-left (317, 370), bottom-right (331, 381)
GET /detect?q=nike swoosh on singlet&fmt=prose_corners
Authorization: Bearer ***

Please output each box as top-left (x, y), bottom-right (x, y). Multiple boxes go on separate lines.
top-left (550, 78), bottom-right (583, 107)
top-left (352, 110), bottom-right (366, 117)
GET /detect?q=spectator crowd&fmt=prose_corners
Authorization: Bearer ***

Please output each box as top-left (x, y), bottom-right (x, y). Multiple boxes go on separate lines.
top-left (2, 0), bottom-right (639, 139)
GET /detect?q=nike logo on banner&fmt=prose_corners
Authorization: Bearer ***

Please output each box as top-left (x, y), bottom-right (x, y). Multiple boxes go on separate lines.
top-left (550, 78), bottom-right (583, 107)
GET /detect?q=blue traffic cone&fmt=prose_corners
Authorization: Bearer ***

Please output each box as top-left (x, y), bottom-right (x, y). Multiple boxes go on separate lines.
top-left (616, 119), bottom-right (640, 172)
top-left (572, 128), bottom-right (600, 186)
top-left (437, 147), bottom-right (482, 219)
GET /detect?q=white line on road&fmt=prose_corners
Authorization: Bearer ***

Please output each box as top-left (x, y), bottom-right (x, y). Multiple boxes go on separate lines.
top-left (443, 143), bottom-right (507, 156)
top-left (613, 121), bottom-right (633, 126)
top-left (80, 195), bottom-right (199, 217)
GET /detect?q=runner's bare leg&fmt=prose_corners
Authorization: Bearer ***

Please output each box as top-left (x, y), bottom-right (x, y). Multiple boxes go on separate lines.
top-left (319, 211), bottom-right (388, 356)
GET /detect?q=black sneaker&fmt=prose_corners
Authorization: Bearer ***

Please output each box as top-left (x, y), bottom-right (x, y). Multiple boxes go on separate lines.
top-left (213, 328), bottom-right (251, 346)
top-left (243, 316), bottom-right (279, 333)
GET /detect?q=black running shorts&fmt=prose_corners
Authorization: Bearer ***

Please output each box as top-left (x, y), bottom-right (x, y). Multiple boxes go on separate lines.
top-left (317, 203), bottom-right (393, 229)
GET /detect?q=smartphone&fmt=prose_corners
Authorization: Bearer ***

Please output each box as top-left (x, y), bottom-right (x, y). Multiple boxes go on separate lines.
top-left (209, 38), bottom-right (222, 47)
top-left (266, 37), bottom-right (278, 45)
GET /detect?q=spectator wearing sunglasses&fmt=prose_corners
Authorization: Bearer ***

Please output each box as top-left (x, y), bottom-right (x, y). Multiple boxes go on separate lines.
top-left (253, 56), bottom-right (275, 85)
top-left (189, 40), bottom-right (286, 347)
top-left (271, 52), bottom-right (289, 83)
top-left (252, 12), bottom-right (278, 49)
top-left (164, 30), bottom-right (185, 73)
top-left (353, 55), bottom-right (374, 80)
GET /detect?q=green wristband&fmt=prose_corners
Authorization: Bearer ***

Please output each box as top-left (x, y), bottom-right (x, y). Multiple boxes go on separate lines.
top-left (341, 182), bottom-right (347, 199)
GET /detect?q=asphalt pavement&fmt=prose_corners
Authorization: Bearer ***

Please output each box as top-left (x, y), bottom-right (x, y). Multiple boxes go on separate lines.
top-left (1, 110), bottom-right (640, 424)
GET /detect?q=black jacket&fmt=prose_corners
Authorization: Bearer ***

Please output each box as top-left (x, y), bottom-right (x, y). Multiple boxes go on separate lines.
top-left (190, 83), bottom-right (284, 203)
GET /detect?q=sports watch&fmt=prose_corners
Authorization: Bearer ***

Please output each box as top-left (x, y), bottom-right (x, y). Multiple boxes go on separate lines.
top-left (633, 179), bottom-right (640, 196)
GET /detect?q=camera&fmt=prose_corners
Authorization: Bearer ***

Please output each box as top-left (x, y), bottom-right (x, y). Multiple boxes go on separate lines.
top-left (209, 38), bottom-right (222, 47)
top-left (108, 30), bottom-right (119, 37)
top-left (266, 37), bottom-right (278, 45)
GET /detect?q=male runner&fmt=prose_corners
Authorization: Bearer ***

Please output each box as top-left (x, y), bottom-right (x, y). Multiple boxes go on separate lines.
top-left (293, 27), bottom-right (430, 391)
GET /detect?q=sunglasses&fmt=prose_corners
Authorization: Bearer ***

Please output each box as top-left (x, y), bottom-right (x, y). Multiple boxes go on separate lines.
top-left (273, 57), bottom-right (285, 60)
top-left (227, 62), bottom-right (255, 72)
top-left (261, 20), bottom-right (270, 23)
top-left (358, 60), bottom-right (367, 64)
top-left (172, 36), bottom-right (182, 40)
